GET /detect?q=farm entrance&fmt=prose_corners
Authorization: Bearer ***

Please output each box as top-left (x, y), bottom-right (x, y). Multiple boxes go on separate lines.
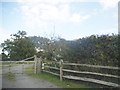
top-left (2, 56), bottom-right (36, 88)
top-left (2, 56), bottom-right (35, 75)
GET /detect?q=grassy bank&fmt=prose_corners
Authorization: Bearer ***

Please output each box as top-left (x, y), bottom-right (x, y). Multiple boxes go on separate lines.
top-left (25, 67), bottom-right (93, 88)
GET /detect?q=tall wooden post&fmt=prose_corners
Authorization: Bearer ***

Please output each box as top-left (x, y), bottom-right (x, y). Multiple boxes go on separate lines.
top-left (60, 59), bottom-right (63, 81)
top-left (9, 60), bottom-right (11, 75)
top-left (38, 57), bottom-right (42, 73)
top-left (22, 61), bottom-right (24, 74)
top-left (34, 55), bottom-right (37, 74)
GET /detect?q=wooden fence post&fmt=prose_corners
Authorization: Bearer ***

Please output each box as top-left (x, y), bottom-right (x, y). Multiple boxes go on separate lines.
top-left (38, 57), bottom-right (42, 73)
top-left (22, 61), bottom-right (24, 74)
top-left (34, 55), bottom-right (37, 74)
top-left (9, 60), bottom-right (11, 75)
top-left (60, 59), bottom-right (63, 81)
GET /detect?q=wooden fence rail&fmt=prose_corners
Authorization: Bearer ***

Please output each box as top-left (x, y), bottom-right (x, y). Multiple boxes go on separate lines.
top-left (63, 63), bottom-right (119, 70)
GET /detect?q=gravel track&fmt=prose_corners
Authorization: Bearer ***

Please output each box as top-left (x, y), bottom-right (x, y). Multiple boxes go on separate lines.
top-left (1, 64), bottom-right (60, 88)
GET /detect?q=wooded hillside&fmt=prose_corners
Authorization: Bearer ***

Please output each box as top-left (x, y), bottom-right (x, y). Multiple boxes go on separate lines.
top-left (30, 34), bottom-right (119, 67)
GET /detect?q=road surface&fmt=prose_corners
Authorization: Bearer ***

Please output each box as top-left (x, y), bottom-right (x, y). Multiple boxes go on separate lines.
top-left (1, 64), bottom-right (59, 88)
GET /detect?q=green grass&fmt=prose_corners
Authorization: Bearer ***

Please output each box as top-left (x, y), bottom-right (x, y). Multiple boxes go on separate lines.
top-left (25, 67), bottom-right (93, 89)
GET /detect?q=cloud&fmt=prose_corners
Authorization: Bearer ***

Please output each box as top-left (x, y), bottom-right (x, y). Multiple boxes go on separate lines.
top-left (99, 0), bottom-right (119, 10)
top-left (17, 0), bottom-right (84, 4)
top-left (18, 0), bottom-right (120, 30)
top-left (70, 13), bottom-right (90, 23)
top-left (17, 0), bottom-right (90, 29)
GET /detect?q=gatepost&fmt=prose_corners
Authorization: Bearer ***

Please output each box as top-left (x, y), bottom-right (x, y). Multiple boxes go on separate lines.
top-left (34, 55), bottom-right (37, 74)
top-left (60, 59), bottom-right (63, 81)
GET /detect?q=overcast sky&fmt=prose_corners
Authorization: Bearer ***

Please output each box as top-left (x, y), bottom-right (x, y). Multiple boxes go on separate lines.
top-left (0, 0), bottom-right (119, 46)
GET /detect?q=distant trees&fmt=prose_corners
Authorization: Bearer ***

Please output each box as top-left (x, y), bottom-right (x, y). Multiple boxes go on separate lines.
top-left (30, 36), bottom-right (69, 61)
top-left (1, 31), bottom-right (36, 61)
top-left (29, 34), bottom-right (118, 66)
top-left (67, 34), bottom-right (118, 66)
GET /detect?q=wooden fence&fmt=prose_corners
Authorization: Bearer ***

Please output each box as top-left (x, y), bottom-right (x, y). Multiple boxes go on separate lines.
top-left (34, 55), bottom-right (120, 88)
top-left (1, 55), bottom-right (119, 87)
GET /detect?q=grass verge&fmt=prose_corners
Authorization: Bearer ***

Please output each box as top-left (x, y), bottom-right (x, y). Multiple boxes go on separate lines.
top-left (25, 67), bottom-right (94, 89)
